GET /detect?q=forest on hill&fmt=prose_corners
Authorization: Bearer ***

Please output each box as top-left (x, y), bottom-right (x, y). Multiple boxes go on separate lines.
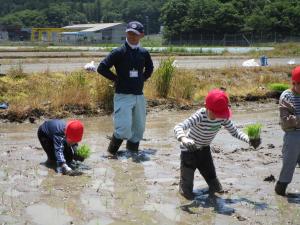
top-left (0, 0), bottom-right (299, 41)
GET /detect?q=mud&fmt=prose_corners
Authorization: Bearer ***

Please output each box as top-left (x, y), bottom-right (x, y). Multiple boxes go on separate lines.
top-left (1, 102), bottom-right (300, 225)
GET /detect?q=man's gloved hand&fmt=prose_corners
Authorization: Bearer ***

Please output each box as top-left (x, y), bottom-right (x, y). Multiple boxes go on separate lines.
top-left (181, 137), bottom-right (197, 151)
top-left (56, 163), bottom-right (72, 175)
top-left (249, 138), bottom-right (261, 149)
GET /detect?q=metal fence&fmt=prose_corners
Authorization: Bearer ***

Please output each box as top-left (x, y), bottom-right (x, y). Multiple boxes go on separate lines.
top-left (166, 32), bottom-right (300, 46)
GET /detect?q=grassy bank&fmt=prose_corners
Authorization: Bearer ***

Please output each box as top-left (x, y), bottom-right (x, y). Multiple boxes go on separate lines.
top-left (0, 63), bottom-right (293, 122)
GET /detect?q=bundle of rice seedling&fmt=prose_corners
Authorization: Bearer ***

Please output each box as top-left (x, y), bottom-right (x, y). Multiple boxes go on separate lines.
top-left (244, 123), bottom-right (262, 140)
top-left (268, 83), bottom-right (289, 92)
top-left (76, 144), bottom-right (91, 159)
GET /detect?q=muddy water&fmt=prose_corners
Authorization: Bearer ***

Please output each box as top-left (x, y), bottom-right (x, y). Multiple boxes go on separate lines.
top-left (0, 102), bottom-right (300, 225)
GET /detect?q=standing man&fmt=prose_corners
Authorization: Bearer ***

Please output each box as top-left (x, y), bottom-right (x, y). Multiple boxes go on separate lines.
top-left (97, 21), bottom-right (154, 157)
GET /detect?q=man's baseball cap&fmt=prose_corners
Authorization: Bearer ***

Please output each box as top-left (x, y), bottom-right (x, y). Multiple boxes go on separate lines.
top-left (65, 120), bottom-right (84, 143)
top-left (126, 21), bottom-right (144, 35)
top-left (292, 66), bottom-right (300, 82)
top-left (205, 89), bottom-right (232, 119)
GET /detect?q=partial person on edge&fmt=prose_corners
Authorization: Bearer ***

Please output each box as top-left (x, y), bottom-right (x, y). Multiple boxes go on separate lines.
top-left (174, 89), bottom-right (261, 200)
top-left (37, 119), bottom-right (84, 175)
top-left (275, 66), bottom-right (300, 196)
top-left (97, 21), bottom-right (154, 158)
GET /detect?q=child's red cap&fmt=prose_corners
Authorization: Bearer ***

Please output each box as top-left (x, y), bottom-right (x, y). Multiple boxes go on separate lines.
top-left (205, 89), bottom-right (232, 119)
top-left (292, 66), bottom-right (300, 82)
top-left (65, 120), bottom-right (84, 143)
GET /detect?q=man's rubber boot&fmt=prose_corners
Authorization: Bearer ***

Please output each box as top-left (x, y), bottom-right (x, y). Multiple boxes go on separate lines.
top-left (208, 178), bottom-right (224, 194)
top-left (275, 181), bottom-right (288, 196)
top-left (107, 135), bottom-right (123, 155)
top-left (126, 141), bottom-right (139, 152)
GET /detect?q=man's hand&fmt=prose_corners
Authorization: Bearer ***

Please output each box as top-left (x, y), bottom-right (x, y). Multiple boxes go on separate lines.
top-left (249, 138), bottom-right (261, 149)
top-left (181, 137), bottom-right (197, 151)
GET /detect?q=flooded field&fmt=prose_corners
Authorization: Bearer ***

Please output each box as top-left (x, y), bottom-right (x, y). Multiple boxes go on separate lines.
top-left (0, 53), bottom-right (299, 74)
top-left (0, 101), bottom-right (300, 225)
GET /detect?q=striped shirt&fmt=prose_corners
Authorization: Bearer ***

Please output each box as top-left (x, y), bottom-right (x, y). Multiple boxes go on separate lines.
top-left (280, 89), bottom-right (300, 116)
top-left (280, 89), bottom-right (300, 130)
top-left (174, 108), bottom-right (249, 151)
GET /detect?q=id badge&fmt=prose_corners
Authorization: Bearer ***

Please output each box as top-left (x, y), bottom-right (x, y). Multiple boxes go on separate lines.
top-left (129, 70), bottom-right (138, 78)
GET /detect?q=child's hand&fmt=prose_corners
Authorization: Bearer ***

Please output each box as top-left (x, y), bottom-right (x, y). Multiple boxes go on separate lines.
top-left (181, 137), bottom-right (197, 151)
top-left (56, 163), bottom-right (72, 175)
top-left (249, 138), bottom-right (261, 149)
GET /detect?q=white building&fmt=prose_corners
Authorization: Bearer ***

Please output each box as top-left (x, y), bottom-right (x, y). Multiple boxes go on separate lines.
top-left (61, 23), bottom-right (126, 44)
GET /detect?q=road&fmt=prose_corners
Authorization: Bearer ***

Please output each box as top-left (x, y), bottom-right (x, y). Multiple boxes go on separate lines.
top-left (0, 53), bottom-right (298, 74)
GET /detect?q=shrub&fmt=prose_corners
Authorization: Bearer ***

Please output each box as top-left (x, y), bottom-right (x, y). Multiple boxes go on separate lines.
top-left (244, 123), bottom-right (262, 139)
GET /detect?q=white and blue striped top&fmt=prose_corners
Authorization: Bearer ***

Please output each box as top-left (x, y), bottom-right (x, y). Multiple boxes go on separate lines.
top-left (174, 108), bottom-right (249, 151)
top-left (280, 89), bottom-right (300, 130)
top-left (280, 89), bottom-right (300, 116)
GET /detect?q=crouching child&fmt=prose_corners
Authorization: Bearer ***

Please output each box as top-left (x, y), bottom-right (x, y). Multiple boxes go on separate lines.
top-left (174, 89), bottom-right (260, 200)
top-left (37, 119), bottom-right (84, 175)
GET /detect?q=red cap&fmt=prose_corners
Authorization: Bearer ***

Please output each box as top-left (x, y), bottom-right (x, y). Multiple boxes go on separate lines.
top-left (292, 66), bottom-right (300, 82)
top-left (65, 120), bottom-right (84, 143)
top-left (205, 89), bottom-right (232, 119)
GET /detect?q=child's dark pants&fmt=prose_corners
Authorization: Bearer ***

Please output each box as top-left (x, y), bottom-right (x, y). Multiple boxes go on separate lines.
top-left (37, 127), bottom-right (74, 163)
top-left (180, 146), bottom-right (217, 196)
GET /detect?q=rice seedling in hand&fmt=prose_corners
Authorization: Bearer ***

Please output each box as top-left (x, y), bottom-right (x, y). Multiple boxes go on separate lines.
top-left (76, 144), bottom-right (91, 160)
top-left (245, 123), bottom-right (262, 149)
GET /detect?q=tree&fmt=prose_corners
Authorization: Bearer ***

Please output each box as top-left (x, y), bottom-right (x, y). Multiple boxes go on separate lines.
top-left (160, 0), bottom-right (190, 40)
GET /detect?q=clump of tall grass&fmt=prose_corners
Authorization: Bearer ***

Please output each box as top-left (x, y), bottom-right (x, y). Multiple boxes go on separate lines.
top-left (76, 144), bottom-right (91, 159)
top-left (244, 123), bottom-right (262, 139)
top-left (268, 83), bottom-right (289, 92)
top-left (169, 70), bottom-right (196, 100)
top-left (152, 57), bottom-right (175, 98)
top-left (7, 61), bottom-right (26, 79)
top-left (94, 75), bottom-right (114, 112)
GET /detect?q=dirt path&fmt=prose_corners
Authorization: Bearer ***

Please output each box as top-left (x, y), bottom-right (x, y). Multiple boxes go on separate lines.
top-left (0, 102), bottom-right (299, 225)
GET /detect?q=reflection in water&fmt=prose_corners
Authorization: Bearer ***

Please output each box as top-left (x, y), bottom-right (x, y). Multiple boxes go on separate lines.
top-left (180, 192), bottom-right (268, 216)
top-left (26, 203), bottom-right (72, 225)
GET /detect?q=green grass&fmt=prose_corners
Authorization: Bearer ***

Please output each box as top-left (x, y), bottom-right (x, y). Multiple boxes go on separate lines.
top-left (76, 144), bottom-right (91, 159)
top-left (268, 83), bottom-right (290, 92)
top-left (244, 123), bottom-right (262, 139)
top-left (152, 57), bottom-right (175, 98)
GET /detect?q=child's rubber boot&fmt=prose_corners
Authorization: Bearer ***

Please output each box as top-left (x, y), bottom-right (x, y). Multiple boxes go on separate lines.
top-left (179, 166), bottom-right (195, 200)
top-left (208, 178), bottom-right (224, 194)
top-left (275, 181), bottom-right (288, 196)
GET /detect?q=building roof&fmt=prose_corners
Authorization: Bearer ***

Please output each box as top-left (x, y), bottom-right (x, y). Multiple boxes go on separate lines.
top-left (63, 23), bottom-right (125, 33)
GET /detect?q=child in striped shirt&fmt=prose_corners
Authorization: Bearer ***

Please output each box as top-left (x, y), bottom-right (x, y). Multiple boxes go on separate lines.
top-left (275, 66), bottom-right (300, 196)
top-left (174, 89), bottom-right (260, 200)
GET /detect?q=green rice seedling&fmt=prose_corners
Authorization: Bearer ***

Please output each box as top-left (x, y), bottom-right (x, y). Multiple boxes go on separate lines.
top-left (76, 144), bottom-right (91, 159)
top-left (268, 83), bottom-right (289, 92)
top-left (244, 123), bottom-right (262, 140)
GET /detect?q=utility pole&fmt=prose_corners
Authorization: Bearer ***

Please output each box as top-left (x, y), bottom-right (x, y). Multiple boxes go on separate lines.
top-left (145, 16), bottom-right (149, 36)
